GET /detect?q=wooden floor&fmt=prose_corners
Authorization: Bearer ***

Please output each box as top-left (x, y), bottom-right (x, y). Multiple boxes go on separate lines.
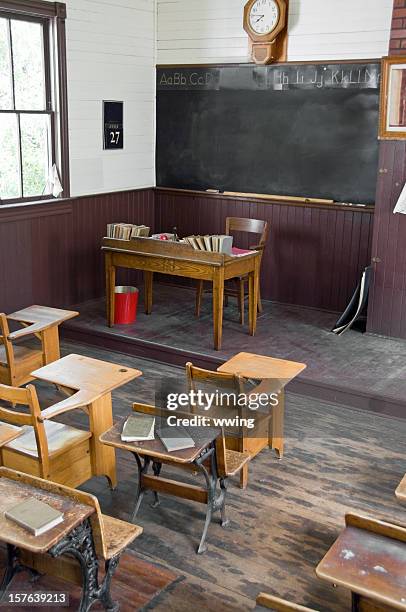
top-left (21, 340), bottom-right (406, 612)
top-left (63, 284), bottom-right (406, 417)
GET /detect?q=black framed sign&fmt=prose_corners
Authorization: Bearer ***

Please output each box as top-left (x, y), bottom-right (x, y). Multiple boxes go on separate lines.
top-left (103, 101), bottom-right (123, 149)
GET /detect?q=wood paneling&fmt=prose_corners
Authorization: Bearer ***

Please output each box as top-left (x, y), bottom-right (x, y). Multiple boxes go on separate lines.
top-left (0, 189), bottom-right (155, 314)
top-left (155, 189), bottom-right (374, 312)
top-left (367, 0), bottom-right (406, 339)
top-left (368, 141), bottom-right (406, 338)
top-left (0, 187), bottom-right (373, 317)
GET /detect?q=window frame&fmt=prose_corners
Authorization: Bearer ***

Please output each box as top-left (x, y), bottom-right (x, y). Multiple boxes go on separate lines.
top-left (0, 0), bottom-right (69, 205)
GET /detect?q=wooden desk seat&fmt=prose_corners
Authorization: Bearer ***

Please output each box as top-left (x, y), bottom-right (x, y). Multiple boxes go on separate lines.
top-left (5, 421), bottom-right (91, 458)
top-left (0, 384), bottom-right (93, 488)
top-left (0, 314), bottom-right (44, 386)
top-left (0, 343), bottom-right (42, 368)
top-left (224, 449), bottom-right (250, 477)
top-left (101, 513), bottom-right (142, 559)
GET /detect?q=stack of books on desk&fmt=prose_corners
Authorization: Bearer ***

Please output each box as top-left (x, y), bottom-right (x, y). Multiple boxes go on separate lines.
top-left (183, 235), bottom-right (233, 254)
top-left (107, 223), bottom-right (150, 240)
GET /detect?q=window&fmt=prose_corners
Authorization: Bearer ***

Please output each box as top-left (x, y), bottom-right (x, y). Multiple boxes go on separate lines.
top-left (0, 1), bottom-right (69, 204)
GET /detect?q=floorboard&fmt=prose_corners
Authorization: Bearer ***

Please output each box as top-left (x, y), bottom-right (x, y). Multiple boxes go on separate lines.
top-left (12, 339), bottom-right (405, 612)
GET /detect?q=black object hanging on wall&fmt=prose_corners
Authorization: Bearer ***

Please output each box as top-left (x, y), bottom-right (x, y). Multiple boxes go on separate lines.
top-left (103, 101), bottom-right (124, 150)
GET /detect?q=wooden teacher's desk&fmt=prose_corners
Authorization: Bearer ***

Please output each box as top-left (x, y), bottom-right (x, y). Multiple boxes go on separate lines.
top-left (102, 237), bottom-right (261, 350)
top-left (31, 354), bottom-right (142, 489)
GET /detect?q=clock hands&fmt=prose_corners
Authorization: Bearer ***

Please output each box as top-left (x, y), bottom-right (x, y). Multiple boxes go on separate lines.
top-left (254, 14), bottom-right (264, 23)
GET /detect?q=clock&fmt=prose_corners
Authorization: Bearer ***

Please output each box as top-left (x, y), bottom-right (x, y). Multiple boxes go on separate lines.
top-left (243, 0), bottom-right (288, 65)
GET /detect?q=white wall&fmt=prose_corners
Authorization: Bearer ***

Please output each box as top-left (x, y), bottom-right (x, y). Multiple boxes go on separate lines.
top-left (157, 0), bottom-right (393, 64)
top-left (64, 0), bottom-right (156, 196)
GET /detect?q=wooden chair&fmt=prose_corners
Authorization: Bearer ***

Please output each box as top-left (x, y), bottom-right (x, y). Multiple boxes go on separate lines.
top-left (256, 593), bottom-right (317, 611)
top-left (0, 468), bottom-right (142, 611)
top-left (0, 314), bottom-right (43, 387)
top-left (0, 383), bottom-right (93, 488)
top-left (196, 217), bottom-right (269, 324)
top-left (186, 362), bottom-right (272, 488)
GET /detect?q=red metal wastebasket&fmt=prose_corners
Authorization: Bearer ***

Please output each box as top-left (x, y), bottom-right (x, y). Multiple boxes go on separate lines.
top-left (114, 286), bottom-right (138, 324)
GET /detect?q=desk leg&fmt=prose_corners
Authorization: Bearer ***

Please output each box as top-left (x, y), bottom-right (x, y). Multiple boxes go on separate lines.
top-left (195, 444), bottom-right (228, 555)
top-left (270, 389), bottom-right (284, 459)
top-left (105, 253), bottom-right (116, 327)
top-left (49, 518), bottom-right (120, 612)
top-left (41, 327), bottom-right (60, 364)
top-left (248, 258), bottom-right (259, 337)
top-left (212, 268), bottom-right (225, 351)
top-left (88, 393), bottom-right (117, 489)
top-left (131, 453), bottom-right (151, 521)
top-left (144, 271), bottom-right (153, 315)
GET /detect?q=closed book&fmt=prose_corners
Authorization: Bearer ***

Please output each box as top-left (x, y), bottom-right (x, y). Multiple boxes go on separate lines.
top-left (217, 235), bottom-right (233, 255)
top-left (156, 425), bottom-right (195, 452)
top-left (5, 499), bottom-right (63, 536)
top-left (121, 414), bottom-right (155, 442)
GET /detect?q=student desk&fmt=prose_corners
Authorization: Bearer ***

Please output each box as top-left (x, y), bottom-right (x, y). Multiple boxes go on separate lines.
top-left (102, 237), bottom-right (261, 350)
top-left (31, 354), bottom-right (142, 489)
top-left (7, 306), bottom-right (79, 364)
top-left (100, 418), bottom-right (225, 554)
top-left (316, 513), bottom-right (406, 611)
top-left (218, 352), bottom-right (306, 459)
top-left (0, 471), bottom-right (94, 605)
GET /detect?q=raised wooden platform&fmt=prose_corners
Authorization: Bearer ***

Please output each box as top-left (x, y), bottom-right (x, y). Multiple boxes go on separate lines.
top-left (62, 284), bottom-right (406, 418)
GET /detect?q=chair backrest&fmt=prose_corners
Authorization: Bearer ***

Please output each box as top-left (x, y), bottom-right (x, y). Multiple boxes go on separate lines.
top-left (225, 217), bottom-right (269, 251)
top-left (186, 362), bottom-right (245, 394)
top-left (0, 383), bottom-right (50, 478)
top-left (132, 402), bottom-right (230, 479)
top-left (0, 467), bottom-right (108, 559)
top-left (0, 314), bottom-right (14, 373)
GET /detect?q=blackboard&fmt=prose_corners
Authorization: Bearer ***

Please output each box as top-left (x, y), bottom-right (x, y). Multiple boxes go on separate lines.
top-left (156, 63), bottom-right (381, 204)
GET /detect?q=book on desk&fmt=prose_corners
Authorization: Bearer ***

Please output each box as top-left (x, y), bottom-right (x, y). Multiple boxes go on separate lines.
top-left (5, 498), bottom-right (64, 536)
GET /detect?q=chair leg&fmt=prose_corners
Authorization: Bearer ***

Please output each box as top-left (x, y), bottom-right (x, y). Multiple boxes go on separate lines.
top-left (239, 464), bottom-right (248, 489)
top-left (238, 279), bottom-right (245, 325)
top-left (196, 280), bottom-right (204, 318)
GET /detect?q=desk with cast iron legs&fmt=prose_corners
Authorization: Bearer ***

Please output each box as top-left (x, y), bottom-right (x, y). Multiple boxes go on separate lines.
top-left (102, 237), bottom-right (261, 351)
top-left (100, 419), bottom-right (226, 554)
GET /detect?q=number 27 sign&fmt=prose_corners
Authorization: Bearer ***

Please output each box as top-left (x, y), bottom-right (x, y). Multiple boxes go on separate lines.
top-left (103, 101), bottom-right (124, 149)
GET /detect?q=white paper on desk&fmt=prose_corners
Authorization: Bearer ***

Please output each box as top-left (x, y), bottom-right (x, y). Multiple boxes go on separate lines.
top-left (394, 181), bottom-right (406, 214)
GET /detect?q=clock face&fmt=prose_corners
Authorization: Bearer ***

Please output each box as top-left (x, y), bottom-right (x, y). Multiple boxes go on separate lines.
top-left (249, 0), bottom-right (279, 35)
